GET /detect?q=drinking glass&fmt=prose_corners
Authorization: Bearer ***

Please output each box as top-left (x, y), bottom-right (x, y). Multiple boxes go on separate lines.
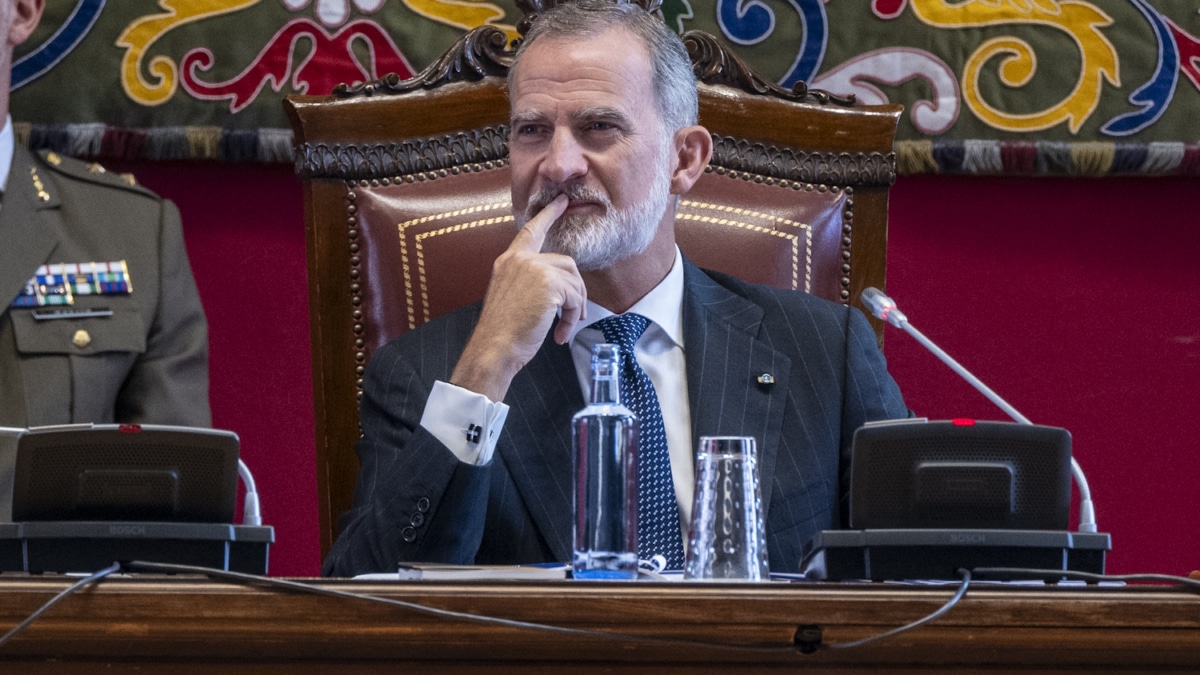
top-left (684, 436), bottom-right (770, 581)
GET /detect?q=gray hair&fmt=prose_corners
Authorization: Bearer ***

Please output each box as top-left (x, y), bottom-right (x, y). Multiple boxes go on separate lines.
top-left (507, 0), bottom-right (699, 132)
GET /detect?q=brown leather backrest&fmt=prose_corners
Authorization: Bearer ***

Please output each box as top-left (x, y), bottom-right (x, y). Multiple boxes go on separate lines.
top-left (285, 29), bottom-right (901, 558)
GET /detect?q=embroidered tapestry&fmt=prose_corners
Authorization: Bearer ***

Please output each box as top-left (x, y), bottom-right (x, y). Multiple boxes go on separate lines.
top-left (12, 0), bottom-right (1200, 175)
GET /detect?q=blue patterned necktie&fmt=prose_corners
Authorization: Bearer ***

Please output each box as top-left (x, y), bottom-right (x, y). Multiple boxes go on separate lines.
top-left (594, 313), bottom-right (686, 570)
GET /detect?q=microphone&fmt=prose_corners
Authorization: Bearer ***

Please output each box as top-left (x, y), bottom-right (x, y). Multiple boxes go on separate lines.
top-left (237, 459), bottom-right (263, 527)
top-left (861, 286), bottom-right (907, 329)
top-left (861, 287), bottom-right (1097, 533)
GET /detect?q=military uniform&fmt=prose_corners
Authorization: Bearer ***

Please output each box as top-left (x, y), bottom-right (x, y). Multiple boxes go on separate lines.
top-left (0, 146), bottom-right (210, 427)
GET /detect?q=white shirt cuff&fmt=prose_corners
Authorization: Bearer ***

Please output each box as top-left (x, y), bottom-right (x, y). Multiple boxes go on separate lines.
top-left (419, 380), bottom-right (509, 465)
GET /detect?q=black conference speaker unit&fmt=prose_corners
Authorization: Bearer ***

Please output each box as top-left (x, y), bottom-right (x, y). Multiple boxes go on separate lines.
top-left (849, 418), bottom-right (1071, 531)
top-left (0, 424), bottom-right (272, 574)
top-left (801, 419), bottom-right (1110, 581)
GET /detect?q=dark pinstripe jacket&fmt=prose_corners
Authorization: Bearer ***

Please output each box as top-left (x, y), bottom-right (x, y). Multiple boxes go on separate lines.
top-left (323, 259), bottom-right (906, 576)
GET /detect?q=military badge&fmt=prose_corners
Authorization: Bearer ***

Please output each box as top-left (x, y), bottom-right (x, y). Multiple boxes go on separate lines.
top-left (9, 261), bottom-right (132, 310)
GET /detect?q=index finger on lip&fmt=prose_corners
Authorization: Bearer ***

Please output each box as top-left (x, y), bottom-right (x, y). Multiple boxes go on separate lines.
top-left (521, 194), bottom-right (569, 252)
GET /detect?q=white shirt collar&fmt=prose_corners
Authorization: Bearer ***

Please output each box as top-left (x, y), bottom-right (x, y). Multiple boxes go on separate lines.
top-left (0, 115), bottom-right (13, 193)
top-left (567, 245), bottom-right (686, 348)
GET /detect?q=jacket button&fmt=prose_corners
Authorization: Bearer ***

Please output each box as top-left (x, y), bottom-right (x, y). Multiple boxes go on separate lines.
top-left (416, 497), bottom-right (430, 513)
top-left (72, 330), bottom-right (91, 348)
top-left (409, 512), bottom-right (425, 527)
top-left (401, 526), bottom-right (417, 543)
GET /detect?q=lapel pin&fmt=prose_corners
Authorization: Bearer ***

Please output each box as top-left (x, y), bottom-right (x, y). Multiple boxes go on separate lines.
top-left (756, 373), bottom-right (775, 385)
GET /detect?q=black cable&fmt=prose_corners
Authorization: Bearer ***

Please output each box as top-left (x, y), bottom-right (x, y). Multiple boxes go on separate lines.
top-left (120, 560), bottom-right (796, 654)
top-left (20, 562), bottom-right (1165, 656)
top-left (122, 561), bottom-right (981, 655)
top-left (0, 562), bottom-right (122, 647)
top-left (822, 568), bottom-right (972, 650)
top-left (971, 567), bottom-right (1200, 592)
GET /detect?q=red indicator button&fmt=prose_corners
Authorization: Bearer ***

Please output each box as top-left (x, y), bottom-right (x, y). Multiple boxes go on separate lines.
top-left (951, 418), bottom-right (976, 426)
top-left (118, 424), bottom-right (142, 433)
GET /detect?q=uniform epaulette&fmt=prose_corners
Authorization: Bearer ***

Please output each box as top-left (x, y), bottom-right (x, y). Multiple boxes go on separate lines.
top-left (34, 149), bottom-right (159, 200)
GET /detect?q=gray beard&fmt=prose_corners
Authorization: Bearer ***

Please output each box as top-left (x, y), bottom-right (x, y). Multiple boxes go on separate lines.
top-left (515, 147), bottom-right (673, 271)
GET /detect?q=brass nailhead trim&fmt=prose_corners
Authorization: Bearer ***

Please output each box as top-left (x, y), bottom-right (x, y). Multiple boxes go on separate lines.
top-left (347, 187), bottom-right (367, 400)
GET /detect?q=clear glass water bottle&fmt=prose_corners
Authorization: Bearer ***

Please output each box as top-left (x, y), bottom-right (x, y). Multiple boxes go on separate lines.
top-left (572, 343), bottom-right (639, 579)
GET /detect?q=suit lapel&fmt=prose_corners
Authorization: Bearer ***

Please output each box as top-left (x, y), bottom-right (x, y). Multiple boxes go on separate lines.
top-left (681, 260), bottom-right (790, 514)
top-left (497, 330), bottom-right (582, 562)
top-left (0, 148), bottom-right (61, 308)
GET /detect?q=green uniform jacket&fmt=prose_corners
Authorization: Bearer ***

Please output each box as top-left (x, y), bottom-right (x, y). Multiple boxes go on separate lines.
top-left (0, 146), bottom-right (210, 427)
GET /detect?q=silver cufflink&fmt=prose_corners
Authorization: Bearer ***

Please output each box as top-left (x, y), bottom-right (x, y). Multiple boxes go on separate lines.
top-left (464, 423), bottom-right (482, 444)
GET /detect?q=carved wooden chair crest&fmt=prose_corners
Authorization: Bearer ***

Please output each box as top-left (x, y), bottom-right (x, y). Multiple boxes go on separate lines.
top-left (284, 0), bottom-right (902, 558)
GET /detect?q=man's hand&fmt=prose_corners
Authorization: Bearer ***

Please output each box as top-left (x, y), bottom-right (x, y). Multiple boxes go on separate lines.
top-left (449, 195), bottom-right (585, 402)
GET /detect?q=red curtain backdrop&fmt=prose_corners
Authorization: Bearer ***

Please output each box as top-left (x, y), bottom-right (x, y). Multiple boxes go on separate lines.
top-left (113, 160), bottom-right (1200, 578)
top-left (887, 174), bottom-right (1200, 576)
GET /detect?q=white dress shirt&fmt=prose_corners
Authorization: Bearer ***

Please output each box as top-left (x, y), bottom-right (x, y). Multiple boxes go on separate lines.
top-left (420, 246), bottom-right (695, 538)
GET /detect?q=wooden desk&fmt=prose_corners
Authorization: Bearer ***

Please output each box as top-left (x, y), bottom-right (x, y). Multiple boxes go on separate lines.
top-left (1, 575), bottom-right (1198, 672)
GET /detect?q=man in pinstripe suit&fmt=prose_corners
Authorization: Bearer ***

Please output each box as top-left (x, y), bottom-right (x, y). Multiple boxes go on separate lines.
top-left (323, 0), bottom-right (906, 577)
